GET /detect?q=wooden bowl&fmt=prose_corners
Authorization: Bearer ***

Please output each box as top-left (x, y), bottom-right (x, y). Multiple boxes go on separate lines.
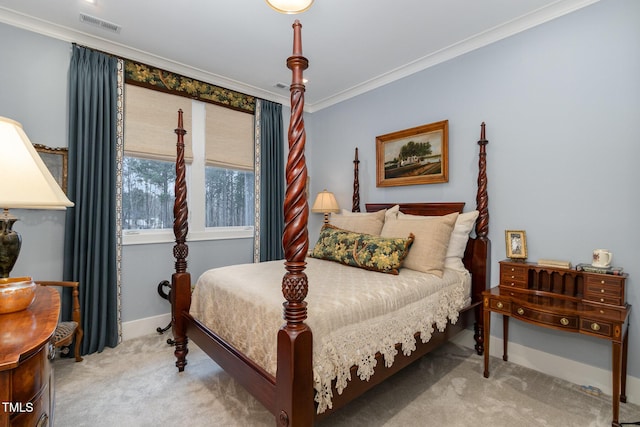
top-left (0, 277), bottom-right (36, 314)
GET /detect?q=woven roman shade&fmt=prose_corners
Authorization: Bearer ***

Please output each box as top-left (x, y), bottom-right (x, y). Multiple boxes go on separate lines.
top-left (124, 84), bottom-right (193, 162)
top-left (205, 103), bottom-right (254, 171)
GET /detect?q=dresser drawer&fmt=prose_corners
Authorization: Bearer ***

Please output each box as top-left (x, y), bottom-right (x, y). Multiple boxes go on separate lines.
top-left (9, 381), bottom-right (50, 427)
top-left (582, 302), bottom-right (627, 321)
top-left (585, 274), bottom-right (625, 288)
top-left (500, 266), bottom-right (528, 288)
top-left (512, 304), bottom-right (579, 330)
top-left (12, 346), bottom-right (50, 404)
top-left (488, 298), bottom-right (511, 314)
top-left (585, 282), bottom-right (623, 305)
top-left (580, 318), bottom-right (614, 338)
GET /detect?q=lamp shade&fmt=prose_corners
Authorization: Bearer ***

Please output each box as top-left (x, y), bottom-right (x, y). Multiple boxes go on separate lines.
top-left (311, 190), bottom-right (340, 214)
top-left (265, 0), bottom-right (314, 14)
top-left (0, 117), bottom-right (73, 209)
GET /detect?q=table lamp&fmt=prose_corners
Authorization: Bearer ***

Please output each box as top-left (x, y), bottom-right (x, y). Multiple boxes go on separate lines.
top-left (311, 189), bottom-right (340, 224)
top-left (0, 116), bottom-right (74, 313)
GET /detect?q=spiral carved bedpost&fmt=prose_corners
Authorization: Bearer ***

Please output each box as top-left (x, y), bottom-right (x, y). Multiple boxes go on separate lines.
top-left (171, 109), bottom-right (191, 371)
top-left (276, 20), bottom-right (314, 427)
top-left (352, 148), bottom-right (361, 212)
top-left (473, 122), bottom-right (490, 355)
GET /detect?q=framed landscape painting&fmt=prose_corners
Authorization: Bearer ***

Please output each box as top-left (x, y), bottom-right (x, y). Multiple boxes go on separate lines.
top-left (376, 120), bottom-right (448, 187)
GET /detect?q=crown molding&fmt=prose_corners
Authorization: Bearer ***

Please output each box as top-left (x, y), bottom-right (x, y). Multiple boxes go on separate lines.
top-left (307, 0), bottom-right (600, 112)
top-left (0, 7), bottom-right (289, 107)
top-left (1, 0), bottom-right (599, 114)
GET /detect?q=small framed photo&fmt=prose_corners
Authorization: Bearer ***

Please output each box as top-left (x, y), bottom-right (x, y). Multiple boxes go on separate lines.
top-left (505, 230), bottom-right (527, 259)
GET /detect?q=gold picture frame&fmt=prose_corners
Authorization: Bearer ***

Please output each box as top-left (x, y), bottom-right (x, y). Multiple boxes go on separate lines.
top-left (376, 120), bottom-right (448, 187)
top-left (33, 144), bottom-right (68, 195)
top-left (505, 230), bottom-right (527, 259)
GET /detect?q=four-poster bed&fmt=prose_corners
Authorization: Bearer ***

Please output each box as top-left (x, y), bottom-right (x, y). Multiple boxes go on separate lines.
top-left (170, 20), bottom-right (491, 426)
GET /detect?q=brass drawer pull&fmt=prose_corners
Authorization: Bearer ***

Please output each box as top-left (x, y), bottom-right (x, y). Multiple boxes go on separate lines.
top-left (510, 282), bottom-right (515, 287)
top-left (517, 308), bottom-right (525, 315)
top-left (601, 280), bottom-right (605, 284)
top-left (511, 268), bottom-right (515, 271)
top-left (601, 289), bottom-right (606, 293)
top-left (511, 275), bottom-right (515, 279)
top-left (591, 323), bottom-right (601, 331)
top-left (560, 318), bottom-right (569, 326)
top-left (496, 302), bottom-right (504, 309)
top-left (600, 298), bottom-right (605, 302)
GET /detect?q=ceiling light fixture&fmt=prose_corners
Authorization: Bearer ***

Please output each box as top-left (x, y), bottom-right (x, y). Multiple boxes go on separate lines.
top-left (266, 0), bottom-right (314, 14)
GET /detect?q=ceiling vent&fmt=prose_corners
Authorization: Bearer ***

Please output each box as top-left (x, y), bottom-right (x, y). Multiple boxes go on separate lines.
top-left (79, 13), bottom-right (121, 33)
top-left (274, 82), bottom-right (289, 90)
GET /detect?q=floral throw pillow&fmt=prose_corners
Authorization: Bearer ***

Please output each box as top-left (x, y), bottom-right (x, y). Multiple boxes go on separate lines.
top-left (310, 224), bottom-right (414, 275)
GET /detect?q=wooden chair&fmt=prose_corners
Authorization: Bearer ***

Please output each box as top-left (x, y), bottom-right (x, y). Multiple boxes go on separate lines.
top-left (36, 281), bottom-right (84, 362)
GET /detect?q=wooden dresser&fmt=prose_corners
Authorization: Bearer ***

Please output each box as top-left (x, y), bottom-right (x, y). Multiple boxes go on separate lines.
top-left (0, 285), bottom-right (60, 427)
top-left (482, 260), bottom-right (631, 427)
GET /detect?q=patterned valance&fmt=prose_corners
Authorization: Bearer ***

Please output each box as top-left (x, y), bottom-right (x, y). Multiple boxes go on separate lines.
top-left (124, 60), bottom-right (256, 114)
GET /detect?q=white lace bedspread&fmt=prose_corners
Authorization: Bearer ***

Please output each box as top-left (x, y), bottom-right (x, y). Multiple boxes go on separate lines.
top-left (190, 258), bottom-right (471, 413)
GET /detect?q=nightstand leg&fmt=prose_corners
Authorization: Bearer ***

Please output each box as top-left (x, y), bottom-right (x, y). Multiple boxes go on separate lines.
top-left (503, 315), bottom-right (509, 362)
top-left (612, 341), bottom-right (622, 427)
top-left (483, 302), bottom-right (491, 378)
top-left (621, 324), bottom-right (629, 403)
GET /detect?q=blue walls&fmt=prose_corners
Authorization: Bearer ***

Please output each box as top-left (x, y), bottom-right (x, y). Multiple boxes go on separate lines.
top-left (307, 0), bottom-right (640, 380)
top-left (0, 23), bottom-right (69, 281)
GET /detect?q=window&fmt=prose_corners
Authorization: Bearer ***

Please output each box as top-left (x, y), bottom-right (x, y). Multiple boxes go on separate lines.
top-left (122, 84), bottom-right (255, 244)
top-left (122, 157), bottom-right (175, 230)
top-left (205, 166), bottom-right (254, 227)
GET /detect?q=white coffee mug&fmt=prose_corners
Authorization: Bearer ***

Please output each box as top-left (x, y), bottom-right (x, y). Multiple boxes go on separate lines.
top-left (592, 249), bottom-right (613, 268)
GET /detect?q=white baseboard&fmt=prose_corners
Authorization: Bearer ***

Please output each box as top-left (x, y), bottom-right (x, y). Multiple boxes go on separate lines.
top-left (452, 329), bottom-right (640, 406)
top-left (121, 312), bottom-right (171, 341)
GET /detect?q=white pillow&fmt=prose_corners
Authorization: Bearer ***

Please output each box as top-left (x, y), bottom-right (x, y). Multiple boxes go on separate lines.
top-left (445, 210), bottom-right (479, 271)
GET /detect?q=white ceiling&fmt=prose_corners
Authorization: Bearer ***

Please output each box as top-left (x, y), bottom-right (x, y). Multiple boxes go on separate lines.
top-left (0, 0), bottom-right (598, 112)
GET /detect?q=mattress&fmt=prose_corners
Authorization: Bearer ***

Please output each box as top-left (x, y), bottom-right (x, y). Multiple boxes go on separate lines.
top-left (190, 257), bottom-right (471, 413)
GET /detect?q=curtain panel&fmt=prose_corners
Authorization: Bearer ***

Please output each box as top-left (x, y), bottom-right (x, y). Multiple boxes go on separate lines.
top-left (64, 45), bottom-right (121, 354)
top-left (254, 99), bottom-right (285, 262)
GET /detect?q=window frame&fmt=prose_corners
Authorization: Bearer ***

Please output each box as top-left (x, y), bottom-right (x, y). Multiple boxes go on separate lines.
top-left (122, 100), bottom-right (254, 246)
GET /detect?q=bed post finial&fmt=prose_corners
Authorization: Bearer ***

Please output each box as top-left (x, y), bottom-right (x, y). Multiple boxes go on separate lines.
top-left (475, 122), bottom-right (489, 239)
top-left (277, 20), bottom-right (314, 427)
top-left (352, 148), bottom-right (361, 212)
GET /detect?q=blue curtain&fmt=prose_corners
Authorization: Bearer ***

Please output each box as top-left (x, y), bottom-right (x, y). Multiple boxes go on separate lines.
top-left (64, 45), bottom-right (119, 354)
top-left (259, 100), bottom-right (285, 261)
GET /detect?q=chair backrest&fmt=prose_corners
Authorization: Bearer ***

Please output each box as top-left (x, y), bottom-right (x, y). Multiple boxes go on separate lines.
top-left (35, 281), bottom-right (83, 362)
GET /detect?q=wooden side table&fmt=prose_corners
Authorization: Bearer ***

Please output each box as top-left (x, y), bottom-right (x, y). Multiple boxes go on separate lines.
top-left (0, 285), bottom-right (60, 427)
top-left (483, 260), bottom-right (631, 427)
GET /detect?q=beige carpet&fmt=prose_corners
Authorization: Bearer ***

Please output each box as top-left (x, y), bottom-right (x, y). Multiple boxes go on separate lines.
top-left (54, 333), bottom-right (640, 427)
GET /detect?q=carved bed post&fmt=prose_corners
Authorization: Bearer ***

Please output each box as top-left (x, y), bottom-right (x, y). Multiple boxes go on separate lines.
top-left (171, 109), bottom-right (191, 371)
top-left (473, 122), bottom-right (491, 355)
top-left (352, 148), bottom-right (360, 212)
top-left (275, 20), bottom-right (314, 427)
